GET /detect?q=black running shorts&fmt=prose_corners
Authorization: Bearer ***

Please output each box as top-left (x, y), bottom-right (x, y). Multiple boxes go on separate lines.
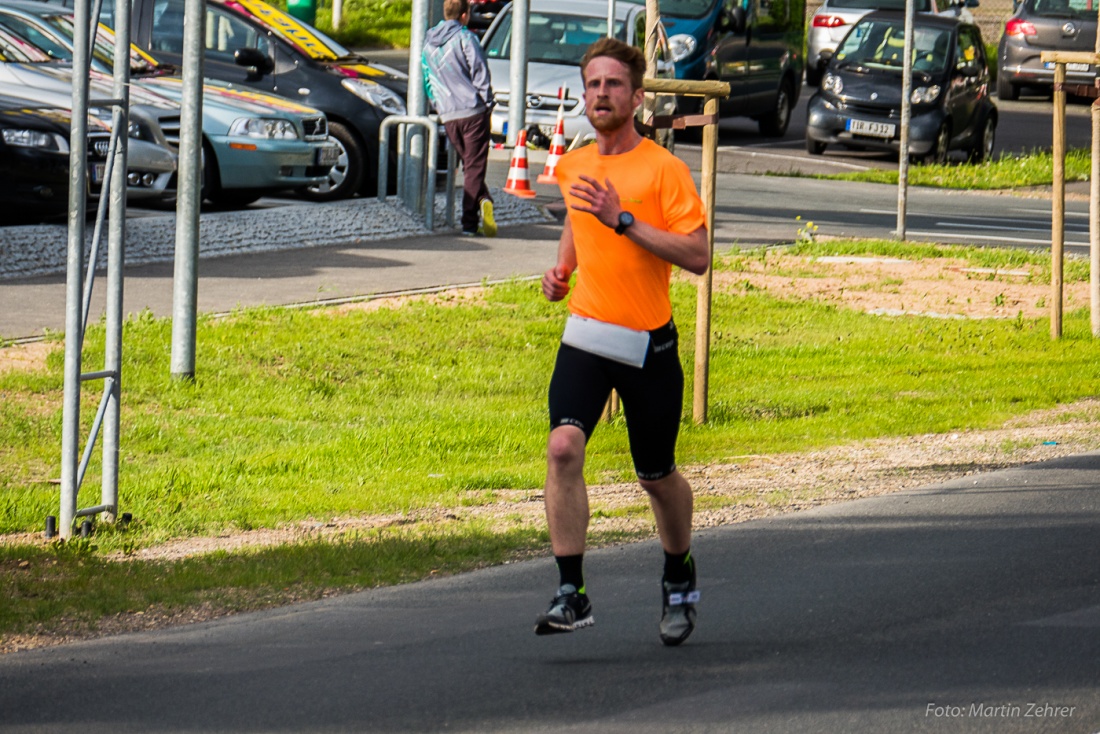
top-left (548, 320), bottom-right (683, 480)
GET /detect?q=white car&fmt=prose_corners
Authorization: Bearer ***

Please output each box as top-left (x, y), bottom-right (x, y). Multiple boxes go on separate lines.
top-left (480, 0), bottom-right (677, 149)
top-left (806, 0), bottom-right (939, 88)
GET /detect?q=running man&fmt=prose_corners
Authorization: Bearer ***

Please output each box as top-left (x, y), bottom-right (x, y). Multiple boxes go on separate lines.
top-left (535, 37), bottom-right (710, 646)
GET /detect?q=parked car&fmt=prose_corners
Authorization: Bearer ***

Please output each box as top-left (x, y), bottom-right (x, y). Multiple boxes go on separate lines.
top-left (481, 0), bottom-right (678, 149)
top-left (68, 0), bottom-right (411, 200)
top-left (0, 30), bottom-right (178, 201)
top-left (0, 0), bottom-right (340, 207)
top-left (704, 0), bottom-right (805, 136)
top-left (467, 0), bottom-right (508, 36)
top-left (0, 95), bottom-right (74, 222)
top-left (806, 0), bottom-right (943, 88)
top-left (805, 11), bottom-right (997, 163)
top-left (996, 0), bottom-right (1097, 101)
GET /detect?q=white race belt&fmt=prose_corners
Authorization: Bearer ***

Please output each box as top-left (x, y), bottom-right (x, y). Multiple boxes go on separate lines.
top-left (561, 314), bottom-right (650, 368)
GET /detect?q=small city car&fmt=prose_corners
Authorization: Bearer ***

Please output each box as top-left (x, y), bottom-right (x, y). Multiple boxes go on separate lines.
top-left (481, 0), bottom-right (677, 149)
top-left (805, 11), bottom-right (997, 164)
top-left (996, 0), bottom-right (1097, 101)
top-left (806, 0), bottom-right (940, 87)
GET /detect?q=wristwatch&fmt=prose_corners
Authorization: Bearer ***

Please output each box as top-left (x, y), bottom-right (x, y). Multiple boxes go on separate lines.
top-left (614, 211), bottom-right (635, 236)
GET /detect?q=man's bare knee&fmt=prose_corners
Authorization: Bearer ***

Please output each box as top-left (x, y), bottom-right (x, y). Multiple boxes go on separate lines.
top-left (547, 426), bottom-right (586, 472)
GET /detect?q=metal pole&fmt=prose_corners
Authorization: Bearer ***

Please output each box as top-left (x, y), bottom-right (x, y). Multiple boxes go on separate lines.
top-left (694, 94), bottom-right (719, 424)
top-left (507, 0), bottom-right (529, 147)
top-left (1051, 62), bottom-right (1066, 340)
top-left (405, 0), bottom-right (429, 212)
top-left (60, 0), bottom-right (94, 539)
top-left (333, 0), bottom-right (343, 29)
top-left (171, 0), bottom-right (205, 379)
top-left (607, 0), bottom-right (616, 37)
top-left (102, 0), bottom-right (132, 523)
top-left (896, 0), bottom-right (915, 240)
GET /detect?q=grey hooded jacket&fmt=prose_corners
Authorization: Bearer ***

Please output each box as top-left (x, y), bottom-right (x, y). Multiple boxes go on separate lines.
top-left (422, 20), bottom-right (494, 123)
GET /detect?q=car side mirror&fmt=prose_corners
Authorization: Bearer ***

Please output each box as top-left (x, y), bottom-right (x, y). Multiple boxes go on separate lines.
top-left (959, 61), bottom-right (982, 78)
top-left (717, 6), bottom-right (746, 33)
top-left (234, 47), bottom-right (274, 76)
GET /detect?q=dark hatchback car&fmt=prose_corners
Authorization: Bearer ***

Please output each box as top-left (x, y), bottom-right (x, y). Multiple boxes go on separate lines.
top-left (996, 0), bottom-right (1097, 101)
top-left (74, 0), bottom-right (411, 200)
top-left (805, 11), bottom-right (997, 164)
top-left (0, 95), bottom-right (70, 223)
top-left (468, 0), bottom-right (508, 36)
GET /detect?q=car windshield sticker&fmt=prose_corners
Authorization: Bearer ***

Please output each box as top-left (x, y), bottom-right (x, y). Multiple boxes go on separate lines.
top-left (228, 0), bottom-right (337, 60)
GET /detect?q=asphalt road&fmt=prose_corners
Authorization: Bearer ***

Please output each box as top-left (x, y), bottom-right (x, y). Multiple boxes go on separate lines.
top-left (1, 454), bottom-right (1098, 732)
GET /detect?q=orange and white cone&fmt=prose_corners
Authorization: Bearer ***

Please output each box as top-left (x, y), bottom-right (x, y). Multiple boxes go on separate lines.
top-left (537, 109), bottom-right (567, 184)
top-left (503, 129), bottom-right (537, 198)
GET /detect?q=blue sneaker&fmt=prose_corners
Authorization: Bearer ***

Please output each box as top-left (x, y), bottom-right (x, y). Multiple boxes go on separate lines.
top-left (535, 584), bottom-right (594, 635)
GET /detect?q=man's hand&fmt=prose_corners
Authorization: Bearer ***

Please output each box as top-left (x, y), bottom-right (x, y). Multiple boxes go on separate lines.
top-left (569, 175), bottom-right (621, 230)
top-left (542, 265), bottom-right (572, 301)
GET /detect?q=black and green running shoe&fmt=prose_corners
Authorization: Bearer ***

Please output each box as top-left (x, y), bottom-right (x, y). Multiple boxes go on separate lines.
top-left (534, 584), bottom-right (594, 635)
top-left (659, 573), bottom-right (699, 647)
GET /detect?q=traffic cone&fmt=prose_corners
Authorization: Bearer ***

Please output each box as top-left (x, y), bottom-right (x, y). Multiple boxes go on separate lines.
top-left (537, 106), bottom-right (567, 185)
top-left (503, 129), bottom-right (537, 198)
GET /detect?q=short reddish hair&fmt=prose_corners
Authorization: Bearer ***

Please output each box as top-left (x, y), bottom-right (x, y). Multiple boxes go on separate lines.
top-left (580, 37), bottom-right (645, 91)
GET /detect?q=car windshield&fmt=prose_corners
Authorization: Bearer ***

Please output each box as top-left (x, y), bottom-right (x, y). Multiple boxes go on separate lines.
top-left (24, 13), bottom-right (160, 76)
top-left (219, 0), bottom-right (352, 59)
top-left (484, 12), bottom-right (626, 64)
top-left (834, 19), bottom-right (951, 73)
top-left (621, 0), bottom-right (717, 20)
top-left (1027, 0), bottom-right (1095, 20)
top-left (827, 0), bottom-right (934, 10)
top-left (0, 25), bottom-right (58, 63)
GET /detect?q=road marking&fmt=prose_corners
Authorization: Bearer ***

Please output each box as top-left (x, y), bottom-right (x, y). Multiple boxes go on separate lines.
top-left (934, 221), bottom-right (1087, 233)
top-left (720, 147), bottom-right (873, 171)
top-left (906, 230), bottom-right (1089, 246)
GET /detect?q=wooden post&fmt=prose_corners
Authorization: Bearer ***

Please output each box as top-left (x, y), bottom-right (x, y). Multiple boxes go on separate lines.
top-left (1052, 61), bottom-right (1066, 340)
top-left (693, 94), bottom-right (718, 424)
top-left (1092, 98), bottom-right (1100, 336)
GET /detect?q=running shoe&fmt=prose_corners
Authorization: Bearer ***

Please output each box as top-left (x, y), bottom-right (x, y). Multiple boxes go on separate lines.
top-left (659, 575), bottom-right (699, 647)
top-left (479, 198), bottom-right (497, 238)
top-left (534, 584), bottom-right (594, 635)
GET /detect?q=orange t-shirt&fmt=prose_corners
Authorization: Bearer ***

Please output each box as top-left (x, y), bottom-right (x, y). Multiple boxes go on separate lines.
top-left (555, 138), bottom-right (706, 331)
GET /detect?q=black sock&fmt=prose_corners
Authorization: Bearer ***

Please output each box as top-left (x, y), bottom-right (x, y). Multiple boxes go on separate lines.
top-left (555, 554), bottom-right (585, 593)
top-left (663, 549), bottom-right (694, 585)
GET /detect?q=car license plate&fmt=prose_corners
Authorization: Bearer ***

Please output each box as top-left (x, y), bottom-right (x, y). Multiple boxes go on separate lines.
top-left (315, 145), bottom-right (340, 166)
top-left (846, 119), bottom-right (895, 138)
top-left (91, 163), bottom-right (105, 184)
top-left (1045, 62), bottom-right (1091, 72)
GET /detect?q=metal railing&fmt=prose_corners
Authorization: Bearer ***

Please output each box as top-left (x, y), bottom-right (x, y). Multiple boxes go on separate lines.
top-left (378, 115), bottom-right (456, 231)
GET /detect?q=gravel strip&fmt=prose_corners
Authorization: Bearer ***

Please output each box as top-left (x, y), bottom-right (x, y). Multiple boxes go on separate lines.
top-left (0, 188), bottom-right (551, 282)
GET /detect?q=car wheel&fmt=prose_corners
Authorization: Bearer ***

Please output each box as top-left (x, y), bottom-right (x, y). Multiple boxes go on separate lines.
top-left (675, 96), bottom-right (704, 143)
top-left (207, 190), bottom-right (263, 208)
top-left (759, 79), bottom-right (794, 137)
top-left (806, 65), bottom-right (822, 89)
top-left (301, 122), bottom-right (363, 201)
top-left (200, 140), bottom-right (219, 203)
top-left (806, 137), bottom-right (826, 155)
top-left (996, 74), bottom-right (1019, 101)
top-left (967, 115), bottom-right (996, 164)
top-left (920, 124), bottom-right (950, 165)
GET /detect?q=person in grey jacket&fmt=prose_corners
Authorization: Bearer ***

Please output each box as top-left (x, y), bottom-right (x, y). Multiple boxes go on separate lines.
top-left (423, 0), bottom-right (497, 237)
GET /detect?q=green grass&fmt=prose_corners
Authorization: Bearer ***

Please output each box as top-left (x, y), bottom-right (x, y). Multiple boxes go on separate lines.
top-left (268, 0), bottom-right (413, 48)
top-left (4, 243), bottom-right (1100, 638)
top-left (806, 147), bottom-right (1092, 190)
